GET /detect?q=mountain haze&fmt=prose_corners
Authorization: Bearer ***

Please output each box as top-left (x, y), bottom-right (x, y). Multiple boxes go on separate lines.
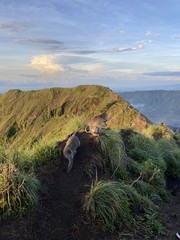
top-left (0, 85), bottom-right (151, 148)
top-left (120, 90), bottom-right (180, 128)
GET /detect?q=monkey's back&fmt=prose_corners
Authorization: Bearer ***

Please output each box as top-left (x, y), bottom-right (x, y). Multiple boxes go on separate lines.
top-left (65, 135), bottom-right (80, 149)
top-left (89, 115), bottom-right (103, 127)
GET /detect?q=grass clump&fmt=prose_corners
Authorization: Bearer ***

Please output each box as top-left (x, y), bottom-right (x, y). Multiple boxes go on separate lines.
top-left (0, 141), bottom-right (59, 172)
top-left (59, 115), bottom-right (87, 140)
top-left (157, 138), bottom-right (180, 177)
top-left (29, 141), bottom-right (59, 169)
top-left (143, 124), bottom-right (174, 141)
top-left (0, 161), bottom-right (40, 218)
top-left (98, 129), bottom-right (127, 172)
top-left (128, 134), bottom-right (160, 163)
top-left (127, 134), bottom-right (168, 200)
top-left (84, 180), bottom-right (155, 232)
top-left (84, 181), bottom-right (133, 231)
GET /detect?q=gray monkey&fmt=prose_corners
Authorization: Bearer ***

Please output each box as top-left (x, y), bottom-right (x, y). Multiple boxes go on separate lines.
top-left (85, 112), bottom-right (108, 135)
top-left (63, 132), bottom-right (80, 173)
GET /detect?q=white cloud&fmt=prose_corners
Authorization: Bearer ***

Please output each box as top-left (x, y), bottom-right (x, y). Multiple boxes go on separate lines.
top-left (108, 40), bottom-right (152, 53)
top-left (30, 55), bottom-right (64, 73)
top-left (146, 31), bottom-right (161, 37)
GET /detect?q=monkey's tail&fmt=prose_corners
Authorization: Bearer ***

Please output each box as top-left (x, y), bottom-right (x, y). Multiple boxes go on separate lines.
top-left (67, 152), bottom-right (74, 173)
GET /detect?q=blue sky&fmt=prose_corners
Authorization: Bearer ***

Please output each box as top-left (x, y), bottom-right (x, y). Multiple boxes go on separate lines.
top-left (1, 0), bottom-right (180, 92)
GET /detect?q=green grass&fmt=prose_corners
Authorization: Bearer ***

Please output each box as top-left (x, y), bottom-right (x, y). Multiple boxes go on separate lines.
top-left (0, 140), bottom-right (60, 219)
top-left (98, 129), bottom-right (127, 172)
top-left (83, 180), bottom-right (156, 232)
top-left (84, 180), bottom-right (132, 231)
top-left (157, 138), bottom-right (180, 177)
top-left (0, 85), bottom-right (150, 149)
top-left (0, 161), bottom-right (40, 218)
top-left (0, 86), bottom-right (180, 237)
top-left (128, 134), bottom-right (161, 163)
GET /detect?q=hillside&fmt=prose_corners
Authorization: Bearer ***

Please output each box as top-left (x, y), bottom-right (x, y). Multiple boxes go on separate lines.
top-left (1, 131), bottom-right (180, 240)
top-left (120, 90), bottom-right (180, 128)
top-left (0, 85), bottom-right (151, 148)
top-left (0, 85), bottom-right (180, 240)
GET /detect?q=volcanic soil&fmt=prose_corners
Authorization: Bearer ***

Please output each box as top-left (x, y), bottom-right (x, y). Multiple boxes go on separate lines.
top-left (0, 132), bottom-right (180, 240)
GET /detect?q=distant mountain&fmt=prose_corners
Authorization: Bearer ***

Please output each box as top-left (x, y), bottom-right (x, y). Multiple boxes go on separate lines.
top-left (118, 83), bottom-right (180, 91)
top-left (0, 85), bottom-right (151, 148)
top-left (120, 90), bottom-right (180, 128)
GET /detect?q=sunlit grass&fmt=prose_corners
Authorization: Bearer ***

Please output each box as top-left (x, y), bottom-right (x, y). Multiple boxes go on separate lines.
top-left (0, 161), bottom-right (40, 218)
top-left (98, 129), bottom-right (127, 171)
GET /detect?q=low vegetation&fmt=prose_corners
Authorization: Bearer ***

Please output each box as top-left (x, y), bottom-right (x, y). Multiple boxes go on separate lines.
top-left (0, 86), bottom-right (180, 239)
top-left (0, 141), bottom-right (58, 218)
top-left (0, 161), bottom-right (39, 218)
top-left (83, 127), bottom-right (180, 237)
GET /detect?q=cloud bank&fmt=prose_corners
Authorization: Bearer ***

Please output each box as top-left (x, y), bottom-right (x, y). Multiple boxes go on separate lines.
top-left (14, 38), bottom-right (64, 45)
top-left (0, 19), bottom-right (29, 34)
top-left (144, 71), bottom-right (180, 77)
top-left (30, 55), bottom-right (64, 73)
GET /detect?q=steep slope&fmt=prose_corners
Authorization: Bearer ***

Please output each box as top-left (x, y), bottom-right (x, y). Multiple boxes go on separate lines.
top-left (0, 85), bottom-right (151, 148)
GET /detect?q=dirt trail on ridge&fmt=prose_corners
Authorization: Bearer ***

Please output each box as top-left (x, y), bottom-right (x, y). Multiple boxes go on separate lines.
top-left (0, 132), bottom-right (180, 240)
top-left (0, 133), bottom-right (115, 240)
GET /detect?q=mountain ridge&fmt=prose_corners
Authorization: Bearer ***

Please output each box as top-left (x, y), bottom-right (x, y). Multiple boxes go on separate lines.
top-left (0, 85), bottom-right (151, 148)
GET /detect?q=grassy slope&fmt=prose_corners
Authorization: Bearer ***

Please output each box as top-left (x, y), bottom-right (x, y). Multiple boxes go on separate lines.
top-left (0, 85), bottom-right (151, 148)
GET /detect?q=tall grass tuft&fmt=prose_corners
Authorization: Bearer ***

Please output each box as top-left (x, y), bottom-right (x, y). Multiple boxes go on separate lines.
top-left (59, 115), bottom-right (87, 140)
top-left (157, 138), bottom-right (180, 177)
top-left (143, 124), bottom-right (174, 141)
top-left (83, 180), bottom-right (154, 231)
top-left (127, 134), bottom-right (167, 200)
top-left (30, 141), bottom-right (59, 169)
top-left (128, 134), bottom-right (160, 163)
top-left (84, 180), bottom-right (131, 231)
top-left (98, 129), bottom-right (127, 171)
top-left (0, 161), bottom-right (40, 218)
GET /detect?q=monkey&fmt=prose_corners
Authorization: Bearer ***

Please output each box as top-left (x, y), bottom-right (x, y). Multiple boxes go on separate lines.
top-left (63, 131), bottom-right (80, 173)
top-left (85, 112), bottom-right (108, 135)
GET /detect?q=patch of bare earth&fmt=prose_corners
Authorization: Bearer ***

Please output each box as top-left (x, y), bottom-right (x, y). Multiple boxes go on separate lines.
top-left (0, 132), bottom-right (179, 240)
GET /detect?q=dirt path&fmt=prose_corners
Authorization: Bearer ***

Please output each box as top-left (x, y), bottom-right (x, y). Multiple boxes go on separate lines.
top-left (0, 133), bottom-right (114, 240)
top-left (0, 132), bottom-right (180, 240)
top-left (157, 181), bottom-right (180, 240)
